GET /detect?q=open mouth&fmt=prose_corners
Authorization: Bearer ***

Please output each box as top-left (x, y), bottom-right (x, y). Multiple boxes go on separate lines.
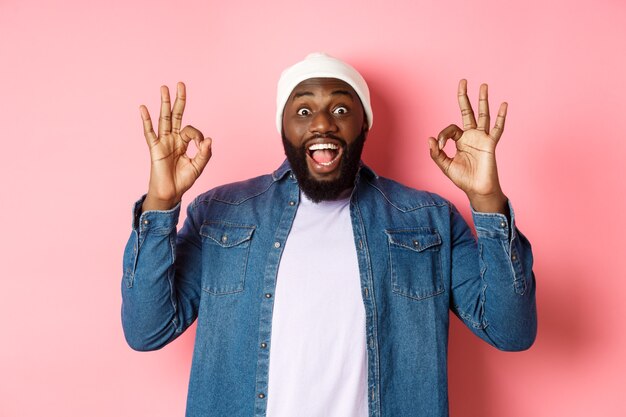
top-left (307, 142), bottom-right (342, 167)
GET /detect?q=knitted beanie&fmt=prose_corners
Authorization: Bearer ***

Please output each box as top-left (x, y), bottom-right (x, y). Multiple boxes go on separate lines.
top-left (276, 52), bottom-right (373, 134)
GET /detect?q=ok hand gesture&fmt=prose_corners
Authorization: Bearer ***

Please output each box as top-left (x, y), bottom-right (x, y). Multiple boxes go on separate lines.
top-left (140, 82), bottom-right (212, 212)
top-left (429, 80), bottom-right (508, 214)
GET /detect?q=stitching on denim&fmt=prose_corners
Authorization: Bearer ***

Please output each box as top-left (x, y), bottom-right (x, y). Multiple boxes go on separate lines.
top-left (365, 180), bottom-right (447, 212)
top-left (352, 197), bottom-right (382, 416)
top-left (147, 226), bottom-right (176, 236)
top-left (384, 228), bottom-right (442, 252)
top-left (199, 224), bottom-right (251, 295)
top-left (196, 178), bottom-right (278, 206)
top-left (456, 242), bottom-right (488, 329)
top-left (457, 308), bottom-right (488, 329)
top-left (167, 235), bottom-right (180, 331)
top-left (386, 227), bottom-right (445, 300)
top-left (130, 229), bottom-right (139, 281)
top-left (510, 239), bottom-right (527, 296)
top-left (199, 222), bottom-right (256, 247)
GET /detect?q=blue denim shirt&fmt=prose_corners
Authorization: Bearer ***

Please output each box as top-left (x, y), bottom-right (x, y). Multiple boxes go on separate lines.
top-left (121, 160), bottom-right (537, 417)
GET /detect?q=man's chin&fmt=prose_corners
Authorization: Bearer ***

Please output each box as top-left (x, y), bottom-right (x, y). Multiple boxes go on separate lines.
top-left (282, 129), bottom-right (366, 203)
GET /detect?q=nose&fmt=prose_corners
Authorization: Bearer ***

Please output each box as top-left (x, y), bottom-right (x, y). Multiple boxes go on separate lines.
top-left (309, 110), bottom-right (337, 134)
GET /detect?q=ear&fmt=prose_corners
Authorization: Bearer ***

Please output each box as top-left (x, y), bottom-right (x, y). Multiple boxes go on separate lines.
top-left (361, 126), bottom-right (369, 142)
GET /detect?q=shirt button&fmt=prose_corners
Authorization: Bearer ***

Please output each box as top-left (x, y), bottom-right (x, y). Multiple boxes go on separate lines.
top-left (274, 241), bottom-right (281, 248)
top-left (413, 240), bottom-right (420, 248)
top-left (258, 393), bottom-right (266, 399)
top-left (500, 221), bottom-right (507, 228)
top-left (221, 235), bottom-right (228, 243)
top-left (265, 293), bottom-right (272, 299)
top-left (511, 254), bottom-right (517, 261)
top-left (260, 342), bottom-right (267, 348)
top-left (143, 219), bottom-right (149, 225)
top-left (289, 201), bottom-right (295, 206)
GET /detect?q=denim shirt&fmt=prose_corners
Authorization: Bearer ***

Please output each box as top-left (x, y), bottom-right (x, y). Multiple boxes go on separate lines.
top-left (121, 160), bottom-right (537, 417)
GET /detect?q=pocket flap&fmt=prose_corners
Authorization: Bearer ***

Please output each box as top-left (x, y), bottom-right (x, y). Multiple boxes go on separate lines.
top-left (385, 228), bottom-right (442, 252)
top-left (200, 222), bottom-right (255, 248)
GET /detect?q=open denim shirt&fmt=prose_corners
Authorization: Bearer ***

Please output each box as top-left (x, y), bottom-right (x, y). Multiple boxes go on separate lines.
top-left (122, 160), bottom-right (537, 417)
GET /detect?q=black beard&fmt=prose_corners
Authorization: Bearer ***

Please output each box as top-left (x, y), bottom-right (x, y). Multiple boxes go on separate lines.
top-left (282, 130), bottom-right (366, 203)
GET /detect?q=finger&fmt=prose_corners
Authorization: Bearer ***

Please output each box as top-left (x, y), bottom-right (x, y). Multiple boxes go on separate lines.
top-left (171, 82), bottom-right (186, 134)
top-left (190, 137), bottom-right (213, 176)
top-left (180, 125), bottom-right (204, 146)
top-left (429, 137), bottom-right (453, 175)
top-left (158, 85), bottom-right (172, 137)
top-left (490, 102), bottom-right (508, 142)
top-left (477, 83), bottom-right (490, 133)
top-left (139, 105), bottom-right (158, 146)
top-left (458, 79), bottom-right (477, 130)
top-left (436, 124), bottom-right (464, 150)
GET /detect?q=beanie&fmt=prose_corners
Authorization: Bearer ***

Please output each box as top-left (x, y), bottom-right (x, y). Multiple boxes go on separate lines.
top-left (276, 52), bottom-right (373, 134)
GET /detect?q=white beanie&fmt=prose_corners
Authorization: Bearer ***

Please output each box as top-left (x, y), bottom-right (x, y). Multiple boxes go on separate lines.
top-left (276, 52), bottom-right (373, 134)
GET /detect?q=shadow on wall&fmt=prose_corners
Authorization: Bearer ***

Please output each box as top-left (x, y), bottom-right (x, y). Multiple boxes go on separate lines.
top-left (447, 261), bottom-right (587, 416)
top-left (360, 72), bottom-right (401, 178)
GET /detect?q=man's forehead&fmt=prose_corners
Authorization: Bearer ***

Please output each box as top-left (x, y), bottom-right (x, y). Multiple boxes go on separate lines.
top-left (290, 78), bottom-right (358, 99)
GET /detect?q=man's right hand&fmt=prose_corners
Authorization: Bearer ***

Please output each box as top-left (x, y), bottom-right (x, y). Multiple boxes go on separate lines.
top-left (140, 82), bottom-right (212, 212)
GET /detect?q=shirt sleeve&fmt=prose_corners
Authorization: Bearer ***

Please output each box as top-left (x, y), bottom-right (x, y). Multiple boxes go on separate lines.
top-left (121, 195), bottom-right (203, 351)
top-left (449, 200), bottom-right (537, 351)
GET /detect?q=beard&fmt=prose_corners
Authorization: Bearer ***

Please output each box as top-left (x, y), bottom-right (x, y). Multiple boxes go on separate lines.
top-left (282, 130), bottom-right (366, 203)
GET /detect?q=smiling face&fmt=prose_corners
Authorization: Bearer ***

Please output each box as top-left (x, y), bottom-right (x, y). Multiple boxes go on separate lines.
top-left (282, 78), bottom-right (368, 202)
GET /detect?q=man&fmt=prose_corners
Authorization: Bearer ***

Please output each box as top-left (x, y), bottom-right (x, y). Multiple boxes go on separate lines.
top-left (122, 52), bottom-right (537, 417)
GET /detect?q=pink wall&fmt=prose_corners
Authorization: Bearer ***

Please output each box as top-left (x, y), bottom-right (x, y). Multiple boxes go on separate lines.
top-left (1, 0), bottom-right (624, 415)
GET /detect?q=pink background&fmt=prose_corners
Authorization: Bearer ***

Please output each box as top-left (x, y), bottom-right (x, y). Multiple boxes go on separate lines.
top-left (1, 0), bottom-right (625, 415)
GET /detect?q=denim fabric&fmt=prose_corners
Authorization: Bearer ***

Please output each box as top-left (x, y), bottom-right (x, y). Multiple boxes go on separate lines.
top-left (121, 160), bottom-right (537, 417)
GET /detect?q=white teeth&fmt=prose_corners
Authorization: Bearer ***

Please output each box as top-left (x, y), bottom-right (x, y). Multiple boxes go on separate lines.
top-left (318, 160), bottom-right (336, 167)
top-left (308, 143), bottom-right (339, 151)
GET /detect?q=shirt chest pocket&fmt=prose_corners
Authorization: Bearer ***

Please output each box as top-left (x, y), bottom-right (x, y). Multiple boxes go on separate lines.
top-left (199, 222), bottom-right (256, 295)
top-left (385, 228), bottom-right (445, 300)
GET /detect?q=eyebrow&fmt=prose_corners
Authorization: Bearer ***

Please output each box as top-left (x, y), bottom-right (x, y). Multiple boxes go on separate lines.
top-left (292, 90), bottom-right (355, 100)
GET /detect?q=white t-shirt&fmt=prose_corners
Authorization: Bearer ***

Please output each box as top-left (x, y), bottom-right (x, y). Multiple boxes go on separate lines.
top-left (266, 192), bottom-right (368, 417)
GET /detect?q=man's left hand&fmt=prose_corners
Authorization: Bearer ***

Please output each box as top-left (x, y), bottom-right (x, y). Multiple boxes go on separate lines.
top-left (429, 79), bottom-right (508, 214)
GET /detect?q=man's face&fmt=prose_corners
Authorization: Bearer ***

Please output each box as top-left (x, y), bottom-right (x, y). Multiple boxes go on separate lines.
top-left (282, 78), bottom-right (368, 202)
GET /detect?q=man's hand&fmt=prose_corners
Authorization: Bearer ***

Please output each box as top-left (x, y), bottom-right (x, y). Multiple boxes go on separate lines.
top-left (140, 82), bottom-right (212, 212)
top-left (429, 79), bottom-right (508, 214)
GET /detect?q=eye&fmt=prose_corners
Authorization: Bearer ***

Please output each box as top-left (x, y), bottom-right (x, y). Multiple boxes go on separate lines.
top-left (297, 108), bottom-right (311, 116)
top-left (333, 106), bottom-right (348, 115)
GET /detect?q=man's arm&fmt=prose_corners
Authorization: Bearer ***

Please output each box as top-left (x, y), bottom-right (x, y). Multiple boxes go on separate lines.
top-left (121, 198), bottom-right (203, 351)
top-left (428, 80), bottom-right (537, 349)
top-left (448, 201), bottom-right (537, 350)
top-left (121, 83), bottom-right (212, 350)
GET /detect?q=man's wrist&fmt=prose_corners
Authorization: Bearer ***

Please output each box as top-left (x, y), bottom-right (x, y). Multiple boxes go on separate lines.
top-left (467, 191), bottom-right (508, 214)
top-left (142, 193), bottom-right (181, 213)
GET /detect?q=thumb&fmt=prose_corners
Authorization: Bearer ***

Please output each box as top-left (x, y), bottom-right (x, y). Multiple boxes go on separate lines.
top-left (428, 137), bottom-right (452, 175)
top-left (192, 137), bottom-right (213, 174)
